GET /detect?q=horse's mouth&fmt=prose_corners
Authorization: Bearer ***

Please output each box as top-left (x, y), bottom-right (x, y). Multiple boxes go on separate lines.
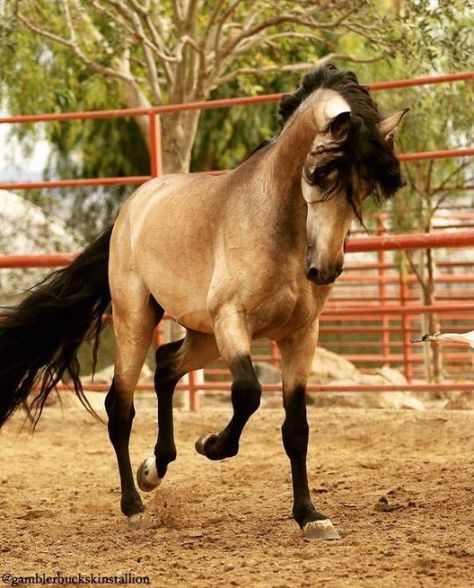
top-left (305, 267), bottom-right (343, 285)
top-left (307, 276), bottom-right (337, 286)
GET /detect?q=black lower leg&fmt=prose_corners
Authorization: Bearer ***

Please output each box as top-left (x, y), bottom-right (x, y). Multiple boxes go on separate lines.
top-left (105, 379), bottom-right (144, 517)
top-left (282, 386), bottom-right (326, 528)
top-left (203, 355), bottom-right (262, 460)
top-left (153, 339), bottom-right (183, 478)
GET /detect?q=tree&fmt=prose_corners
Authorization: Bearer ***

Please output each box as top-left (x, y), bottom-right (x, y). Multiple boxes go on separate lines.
top-left (370, 0), bottom-right (473, 382)
top-left (3, 0), bottom-right (398, 173)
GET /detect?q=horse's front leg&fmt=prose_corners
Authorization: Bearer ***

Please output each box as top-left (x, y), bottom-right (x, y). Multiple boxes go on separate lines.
top-left (278, 321), bottom-right (340, 540)
top-left (137, 331), bottom-right (219, 491)
top-left (196, 310), bottom-right (261, 460)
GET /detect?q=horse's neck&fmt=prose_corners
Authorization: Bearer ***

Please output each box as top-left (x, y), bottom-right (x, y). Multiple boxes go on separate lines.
top-left (222, 111), bottom-right (315, 252)
top-left (268, 112), bottom-right (316, 201)
top-left (258, 113), bottom-right (316, 247)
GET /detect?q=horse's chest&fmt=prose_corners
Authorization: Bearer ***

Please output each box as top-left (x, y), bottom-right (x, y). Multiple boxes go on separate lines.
top-left (250, 285), bottom-right (301, 335)
top-left (256, 283), bottom-right (328, 339)
top-left (209, 263), bottom-right (322, 339)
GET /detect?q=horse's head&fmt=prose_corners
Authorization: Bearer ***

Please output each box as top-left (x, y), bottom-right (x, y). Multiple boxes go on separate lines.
top-left (280, 66), bottom-right (408, 285)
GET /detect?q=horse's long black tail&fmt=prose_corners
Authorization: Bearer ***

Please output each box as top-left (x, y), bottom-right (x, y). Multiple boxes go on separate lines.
top-left (0, 226), bottom-right (113, 427)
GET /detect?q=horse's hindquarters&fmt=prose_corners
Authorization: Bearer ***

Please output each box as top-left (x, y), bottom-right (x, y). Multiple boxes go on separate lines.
top-left (124, 175), bottom-right (222, 333)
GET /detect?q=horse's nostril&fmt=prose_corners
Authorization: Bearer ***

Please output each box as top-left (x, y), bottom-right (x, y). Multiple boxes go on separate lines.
top-left (306, 267), bottom-right (319, 281)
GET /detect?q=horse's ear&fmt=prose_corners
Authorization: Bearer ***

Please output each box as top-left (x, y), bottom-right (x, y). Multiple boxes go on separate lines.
top-left (377, 109), bottom-right (409, 142)
top-left (323, 94), bottom-right (352, 141)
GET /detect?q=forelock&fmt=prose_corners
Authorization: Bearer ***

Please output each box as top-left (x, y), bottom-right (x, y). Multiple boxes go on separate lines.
top-left (279, 64), bottom-right (403, 200)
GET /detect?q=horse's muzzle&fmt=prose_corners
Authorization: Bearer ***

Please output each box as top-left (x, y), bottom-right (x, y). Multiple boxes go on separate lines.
top-left (305, 265), bottom-right (343, 285)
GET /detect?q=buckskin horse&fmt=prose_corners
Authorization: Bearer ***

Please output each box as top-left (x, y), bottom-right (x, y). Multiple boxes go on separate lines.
top-left (0, 65), bottom-right (407, 539)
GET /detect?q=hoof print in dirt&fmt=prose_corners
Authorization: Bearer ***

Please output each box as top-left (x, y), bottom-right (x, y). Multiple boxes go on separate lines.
top-left (374, 496), bottom-right (401, 513)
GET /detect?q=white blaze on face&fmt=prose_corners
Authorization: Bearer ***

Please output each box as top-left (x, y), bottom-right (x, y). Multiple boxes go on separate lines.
top-left (300, 90), bottom-right (355, 284)
top-left (302, 180), bottom-right (354, 281)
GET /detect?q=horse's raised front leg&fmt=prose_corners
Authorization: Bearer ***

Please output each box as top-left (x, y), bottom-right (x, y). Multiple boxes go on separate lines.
top-left (196, 310), bottom-right (261, 460)
top-left (137, 331), bottom-right (219, 491)
top-left (105, 276), bottom-right (161, 530)
top-left (278, 321), bottom-right (340, 540)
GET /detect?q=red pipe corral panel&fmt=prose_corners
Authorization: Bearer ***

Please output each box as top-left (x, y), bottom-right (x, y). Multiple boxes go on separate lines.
top-left (346, 230), bottom-right (474, 252)
top-left (0, 71), bottom-right (472, 124)
top-left (1, 230), bottom-right (472, 269)
top-left (1, 69), bottom-right (473, 402)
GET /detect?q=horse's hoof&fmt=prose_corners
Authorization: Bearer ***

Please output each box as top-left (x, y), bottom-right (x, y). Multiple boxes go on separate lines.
top-left (136, 456), bottom-right (162, 492)
top-left (127, 510), bottom-right (151, 531)
top-left (302, 519), bottom-right (340, 540)
top-left (195, 434), bottom-right (213, 456)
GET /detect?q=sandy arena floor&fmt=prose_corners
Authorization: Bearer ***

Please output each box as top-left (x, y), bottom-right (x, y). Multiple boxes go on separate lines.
top-left (0, 402), bottom-right (473, 588)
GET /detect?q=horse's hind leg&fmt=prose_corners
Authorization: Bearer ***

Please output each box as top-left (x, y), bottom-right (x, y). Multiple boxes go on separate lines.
top-left (195, 310), bottom-right (261, 460)
top-left (105, 276), bottom-right (162, 528)
top-left (137, 331), bottom-right (219, 491)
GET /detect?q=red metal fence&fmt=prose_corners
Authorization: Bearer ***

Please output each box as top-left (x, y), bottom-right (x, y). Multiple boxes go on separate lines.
top-left (1, 69), bottom-right (473, 408)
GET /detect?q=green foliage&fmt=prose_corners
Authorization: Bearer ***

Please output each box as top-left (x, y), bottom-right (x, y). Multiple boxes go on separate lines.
top-left (0, 12), bottom-right (150, 236)
top-left (192, 73), bottom-right (292, 171)
top-left (396, 0), bottom-right (472, 73)
top-left (0, 0), bottom-right (472, 239)
top-left (47, 116), bottom-right (149, 240)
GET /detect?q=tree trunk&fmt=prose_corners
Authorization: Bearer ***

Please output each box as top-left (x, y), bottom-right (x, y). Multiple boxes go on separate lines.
top-left (118, 77), bottom-right (203, 174)
top-left (160, 110), bottom-right (202, 173)
top-left (424, 246), bottom-right (442, 383)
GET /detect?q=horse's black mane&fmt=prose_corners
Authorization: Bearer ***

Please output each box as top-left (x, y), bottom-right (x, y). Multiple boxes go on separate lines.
top-left (251, 64), bottom-right (404, 202)
top-left (278, 64), bottom-right (380, 127)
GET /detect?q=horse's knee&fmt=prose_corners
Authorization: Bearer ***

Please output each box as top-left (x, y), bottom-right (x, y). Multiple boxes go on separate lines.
top-left (232, 378), bottom-right (262, 417)
top-left (230, 355), bottom-right (262, 416)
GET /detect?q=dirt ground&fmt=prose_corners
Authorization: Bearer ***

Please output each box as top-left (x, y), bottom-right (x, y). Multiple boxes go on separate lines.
top-left (0, 401), bottom-right (473, 588)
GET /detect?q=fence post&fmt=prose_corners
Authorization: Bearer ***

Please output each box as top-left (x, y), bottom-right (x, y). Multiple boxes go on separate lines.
top-left (149, 112), bottom-right (162, 177)
top-left (154, 323), bottom-right (163, 348)
top-left (189, 370), bottom-right (199, 412)
top-left (270, 340), bottom-right (280, 369)
top-left (399, 253), bottom-right (413, 381)
top-left (377, 215), bottom-right (390, 366)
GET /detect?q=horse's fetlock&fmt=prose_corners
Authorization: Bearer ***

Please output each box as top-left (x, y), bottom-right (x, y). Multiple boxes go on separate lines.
top-left (293, 502), bottom-right (321, 528)
top-left (121, 497), bottom-right (145, 517)
top-left (157, 448), bottom-right (176, 464)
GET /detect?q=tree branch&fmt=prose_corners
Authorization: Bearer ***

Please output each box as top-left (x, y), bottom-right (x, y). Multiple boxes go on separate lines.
top-left (17, 13), bottom-right (136, 85)
top-left (405, 250), bottom-right (425, 286)
top-left (218, 53), bottom-right (385, 84)
top-left (202, 0), bottom-right (227, 39)
top-left (172, 0), bottom-right (185, 31)
top-left (431, 161), bottom-right (470, 195)
top-left (93, 0), bottom-right (177, 82)
top-left (128, 8), bottom-right (163, 103)
top-left (61, 0), bottom-right (76, 43)
top-left (70, 0), bottom-right (108, 45)
top-left (221, 8), bottom-right (359, 59)
top-left (125, 0), bottom-right (150, 16)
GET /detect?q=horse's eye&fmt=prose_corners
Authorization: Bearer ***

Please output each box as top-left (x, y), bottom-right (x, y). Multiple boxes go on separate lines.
top-left (311, 166), bottom-right (334, 186)
top-left (312, 168), bottom-right (328, 182)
